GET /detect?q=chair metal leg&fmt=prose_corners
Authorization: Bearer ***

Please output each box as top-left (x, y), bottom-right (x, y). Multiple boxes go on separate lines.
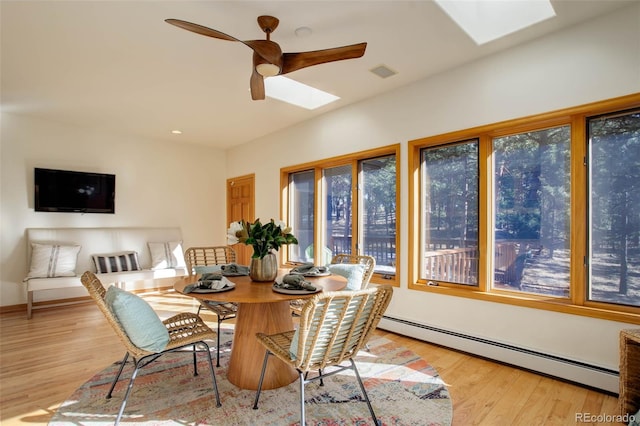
top-left (350, 358), bottom-right (380, 426)
top-left (107, 352), bottom-right (129, 399)
top-left (196, 303), bottom-right (223, 367)
top-left (252, 350), bottom-right (271, 409)
top-left (110, 344), bottom-right (221, 424)
top-left (115, 357), bottom-right (145, 425)
top-left (299, 370), bottom-right (306, 426)
top-left (216, 317), bottom-right (222, 367)
top-left (193, 345), bottom-right (198, 376)
top-left (200, 341), bottom-right (222, 407)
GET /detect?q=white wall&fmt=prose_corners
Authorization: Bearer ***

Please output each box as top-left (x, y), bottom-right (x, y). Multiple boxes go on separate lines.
top-left (225, 3), bottom-right (640, 386)
top-left (1, 113), bottom-right (227, 306)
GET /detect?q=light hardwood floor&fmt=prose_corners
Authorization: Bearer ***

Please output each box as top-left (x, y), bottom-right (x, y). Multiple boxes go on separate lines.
top-left (0, 289), bottom-right (621, 425)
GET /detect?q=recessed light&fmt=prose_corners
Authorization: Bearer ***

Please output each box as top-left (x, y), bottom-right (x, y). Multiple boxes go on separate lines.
top-left (171, 130), bottom-right (182, 135)
top-left (295, 26), bottom-right (312, 37)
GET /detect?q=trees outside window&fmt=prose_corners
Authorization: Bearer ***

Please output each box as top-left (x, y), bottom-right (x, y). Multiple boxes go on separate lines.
top-left (361, 155), bottom-right (397, 276)
top-left (420, 141), bottom-right (479, 285)
top-left (493, 126), bottom-right (570, 295)
top-left (588, 109), bottom-right (640, 307)
top-left (282, 146), bottom-right (399, 284)
top-left (409, 94), bottom-right (640, 322)
top-left (287, 170), bottom-right (315, 263)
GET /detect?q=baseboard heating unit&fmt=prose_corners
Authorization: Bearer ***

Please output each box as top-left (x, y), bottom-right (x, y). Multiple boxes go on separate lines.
top-left (379, 316), bottom-right (619, 394)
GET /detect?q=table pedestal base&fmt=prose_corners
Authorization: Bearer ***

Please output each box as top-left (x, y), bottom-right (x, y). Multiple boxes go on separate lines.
top-left (227, 301), bottom-right (298, 390)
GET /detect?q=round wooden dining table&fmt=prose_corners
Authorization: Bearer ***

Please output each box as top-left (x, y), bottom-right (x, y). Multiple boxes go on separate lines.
top-left (174, 270), bottom-right (346, 390)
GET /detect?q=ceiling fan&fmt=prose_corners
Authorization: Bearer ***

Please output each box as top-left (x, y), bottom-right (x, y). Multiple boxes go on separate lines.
top-left (165, 15), bottom-right (367, 101)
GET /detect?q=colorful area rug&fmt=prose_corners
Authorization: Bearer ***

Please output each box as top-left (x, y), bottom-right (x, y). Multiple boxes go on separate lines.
top-left (50, 329), bottom-right (452, 425)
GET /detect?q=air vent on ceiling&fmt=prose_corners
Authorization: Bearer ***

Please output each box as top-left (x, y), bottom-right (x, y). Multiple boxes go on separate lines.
top-left (370, 65), bottom-right (397, 79)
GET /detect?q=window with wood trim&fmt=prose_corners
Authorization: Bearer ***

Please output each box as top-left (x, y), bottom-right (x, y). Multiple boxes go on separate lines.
top-left (409, 94), bottom-right (640, 323)
top-left (282, 145), bottom-right (400, 285)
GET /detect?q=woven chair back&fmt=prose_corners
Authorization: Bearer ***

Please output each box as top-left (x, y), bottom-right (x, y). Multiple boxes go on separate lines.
top-left (80, 271), bottom-right (150, 359)
top-left (330, 254), bottom-right (376, 289)
top-left (293, 285), bottom-right (393, 371)
top-left (184, 246), bottom-right (237, 275)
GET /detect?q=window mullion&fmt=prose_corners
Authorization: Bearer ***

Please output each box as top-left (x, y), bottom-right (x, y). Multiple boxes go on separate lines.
top-left (353, 159), bottom-right (360, 255)
top-left (479, 135), bottom-right (492, 292)
top-left (314, 167), bottom-right (324, 265)
top-left (570, 115), bottom-right (587, 306)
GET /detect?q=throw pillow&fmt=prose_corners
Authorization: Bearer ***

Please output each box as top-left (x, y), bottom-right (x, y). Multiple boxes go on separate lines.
top-left (93, 251), bottom-right (141, 274)
top-left (148, 241), bottom-right (186, 270)
top-left (328, 263), bottom-right (366, 291)
top-left (26, 243), bottom-right (81, 279)
top-left (105, 286), bottom-right (169, 352)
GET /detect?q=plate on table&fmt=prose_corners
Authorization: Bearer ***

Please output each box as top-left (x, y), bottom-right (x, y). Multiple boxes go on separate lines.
top-left (221, 272), bottom-right (248, 277)
top-left (191, 282), bottom-right (236, 293)
top-left (296, 271), bottom-right (331, 277)
top-left (289, 267), bottom-right (331, 277)
top-left (272, 285), bottom-right (322, 295)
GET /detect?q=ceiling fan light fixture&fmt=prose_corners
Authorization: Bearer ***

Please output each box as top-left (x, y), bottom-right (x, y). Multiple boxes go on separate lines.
top-left (256, 63), bottom-right (280, 77)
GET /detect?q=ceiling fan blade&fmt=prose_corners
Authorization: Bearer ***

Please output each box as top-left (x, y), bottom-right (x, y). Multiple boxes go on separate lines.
top-left (281, 42), bottom-right (367, 75)
top-left (244, 40), bottom-right (283, 66)
top-left (166, 19), bottom-right (282, 65)
top-left (250, 69), bottom-right (265, 100)
top-left (165, 19), bottom-right (240, 42)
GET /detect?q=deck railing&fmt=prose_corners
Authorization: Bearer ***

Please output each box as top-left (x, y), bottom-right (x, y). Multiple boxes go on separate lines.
top-left (422, 241), bottom-right (534, 285)
top-left (424, 246), bottom-right (478, 284)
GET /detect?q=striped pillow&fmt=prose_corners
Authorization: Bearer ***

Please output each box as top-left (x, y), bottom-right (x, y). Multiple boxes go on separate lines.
top-left (93, 251), bottom-right (141, 274)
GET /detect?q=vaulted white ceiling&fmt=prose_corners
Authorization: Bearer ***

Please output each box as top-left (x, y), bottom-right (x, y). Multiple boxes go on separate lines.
top-left (1, 1), bottom-right (633, 149)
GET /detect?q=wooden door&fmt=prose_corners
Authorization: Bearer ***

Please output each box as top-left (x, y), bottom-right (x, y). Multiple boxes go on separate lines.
top-left (227, 174), bottom-right (255, 266)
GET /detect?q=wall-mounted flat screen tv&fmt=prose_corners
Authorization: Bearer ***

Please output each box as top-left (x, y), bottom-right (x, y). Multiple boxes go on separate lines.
top-left (34, 168), bottom-right (116, 213)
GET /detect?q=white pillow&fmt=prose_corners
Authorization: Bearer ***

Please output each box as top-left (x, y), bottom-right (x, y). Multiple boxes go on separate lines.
top-left (93, 251), bottom-right (141, 274)
top-left (148, 241), bottom-right (186, 270)
top-left (27, 243), bottom-right (81, 279)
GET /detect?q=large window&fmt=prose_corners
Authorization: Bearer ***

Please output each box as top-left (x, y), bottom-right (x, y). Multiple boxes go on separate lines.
top-left (282, 145), bottom-right (399, 284)
top-left (323, 165), bottom-right (353, 264)
top-left (409, 94), bottom-right (640, 322)
top-left (493, 126), bottom-right (571, 296)
top-left (287, 170), bottom-right (315, 263)
top-left (420, 141), bottom-right (479, 285)
top-left (588, 109), bottom-right (640, 307)
top-left (361, 155), bottom-right (397, 276)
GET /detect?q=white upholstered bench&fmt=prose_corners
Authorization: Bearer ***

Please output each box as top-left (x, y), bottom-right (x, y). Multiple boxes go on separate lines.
top-left (24, 227), bottom-right (188, 318)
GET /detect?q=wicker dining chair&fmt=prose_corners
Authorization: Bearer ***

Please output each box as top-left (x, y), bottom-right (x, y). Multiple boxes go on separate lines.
top-left (253, 285), bottom-right (393, 426)
top-left (290, 253), bottom-right (376, 316)
top-left (184, 246), bottom-right (238, 367)
top-left (80, 271), bottom-right (221, 425)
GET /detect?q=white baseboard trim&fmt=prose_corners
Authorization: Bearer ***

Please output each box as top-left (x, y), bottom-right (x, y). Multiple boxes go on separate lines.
top-left (379, 316), bottom-right (619, 394)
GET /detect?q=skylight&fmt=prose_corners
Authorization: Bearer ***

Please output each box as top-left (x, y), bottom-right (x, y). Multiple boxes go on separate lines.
top-left (435, 0), bottom-right (556, 45)
top-left (264, 76), bottom-right (340, 110)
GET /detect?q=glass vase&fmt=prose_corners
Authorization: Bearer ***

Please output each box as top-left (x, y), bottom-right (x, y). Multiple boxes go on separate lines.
top-left (249, 252), bottom-right (278, 282)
